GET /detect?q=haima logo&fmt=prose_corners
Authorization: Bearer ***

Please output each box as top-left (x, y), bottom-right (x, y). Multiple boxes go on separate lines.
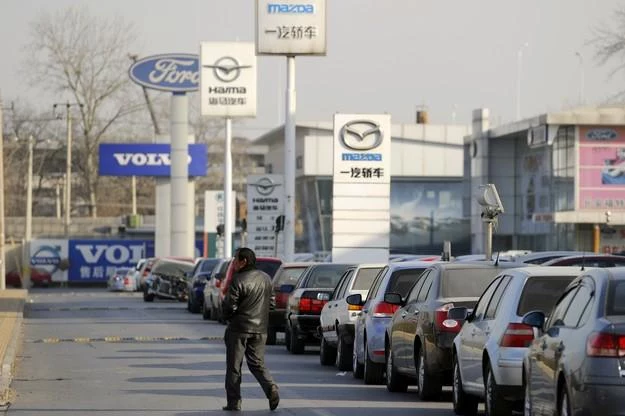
top-left (339, 120), bottom-right (383, 151)
top-left (267, 3), bottom-right (315, 13)
top-left (203, 56), bottom-right (251, 83)
top-left (249, 177), bottom-right (281, 196)
top-left (113, 153), bottom-right (192, 167)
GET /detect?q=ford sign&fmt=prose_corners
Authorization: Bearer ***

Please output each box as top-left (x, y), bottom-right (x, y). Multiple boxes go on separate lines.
top-left (129, 54), bottom-right (199, 92)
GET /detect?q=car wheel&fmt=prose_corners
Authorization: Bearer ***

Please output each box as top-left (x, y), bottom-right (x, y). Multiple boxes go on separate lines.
top-left (266, 328), bottom-right (277, 346)
top-left (190, 298), bottom-right (201, 314)
top-left (335, 331), bottom-right (352, 371)
top-left (417, 344), bottom-right (442, 400)
top-left (143, 290), bottom-right (155, 302)
top-left (452, 355), bottom-right (478, 415)
top-left (386, 344), bottom-right (408, 393)
top-left (320, 336), bottom-right (337, 366)
top-left (285, 327), bottom-right (292, 352)
top-left (352, 344), bottom-right (364, 379)
top-left (201, 300), bottom-right (211, 320)
top-left (485, 363), bottom-right (512, 416)
top-left (523, 374), bottom-right (532, 416)
top-left (363, 342), bottom-right (384, 385)
top-left (187, 298), bottom-right (192, 311)
top-left (558, 382), bottom-right (571, 416)
top-left (289, 327), bottom-right (305, 354)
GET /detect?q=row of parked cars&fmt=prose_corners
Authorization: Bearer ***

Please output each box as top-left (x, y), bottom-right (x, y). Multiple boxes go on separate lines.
top-left (121, 250), bottom-right (625, 416)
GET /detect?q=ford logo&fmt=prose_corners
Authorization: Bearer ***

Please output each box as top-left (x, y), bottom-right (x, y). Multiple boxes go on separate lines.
top-left (586, 129), bottom-right (618, 141)
top-left (129, 53), bottom-right (199, 93)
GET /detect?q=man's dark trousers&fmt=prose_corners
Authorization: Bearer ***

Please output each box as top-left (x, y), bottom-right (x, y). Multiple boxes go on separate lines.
top-left (225, 329), bottom-right (276, 406)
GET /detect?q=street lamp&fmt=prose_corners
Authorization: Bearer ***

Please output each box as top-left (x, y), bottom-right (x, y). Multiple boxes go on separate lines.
top-left (575, 51), bottom-right (585, 105)
top-left (477, 184), bottom-right (505, 259)
top-left (516, 42), bottom-right (530, 120)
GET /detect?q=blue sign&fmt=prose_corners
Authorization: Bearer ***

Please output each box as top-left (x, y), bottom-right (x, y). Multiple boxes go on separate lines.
top-left (98, 143), bottom-right (208, 177)
top-left (68, 239), bottom-right (204, 282)
top-left (129, 54), bottom-right (199, 92)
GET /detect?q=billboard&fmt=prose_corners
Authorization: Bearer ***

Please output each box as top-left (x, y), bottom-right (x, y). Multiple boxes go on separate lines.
top-left (578, 126), bottom-right (625, 210)
top-left (98, 143), bottom-right (207, 177)
top-left (30, 239), bottom-right (69, 282)
top-left (247, 174), bottom-right (285, 258)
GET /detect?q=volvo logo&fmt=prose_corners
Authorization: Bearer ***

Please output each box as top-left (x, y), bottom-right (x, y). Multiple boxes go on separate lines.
top-left (203, 56), bottom-right (251, 83)
top-left (339, 120), bottom-right (383, 151)
top-left (249, 177), bottom-right (281, 196)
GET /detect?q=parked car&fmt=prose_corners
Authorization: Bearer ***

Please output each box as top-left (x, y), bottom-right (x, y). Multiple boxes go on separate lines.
top-left (5, 268), bottom-right (53, 288)
top-left (319, 263), bottom-right (384, 370)
top-left (107, 267), bottom-right (132, 291)
top-left (384, 261), bottom-right (530, 399)
top-left (350, 261), bottom-right (434, 384)
top-left (212, 257), bottom-right (282, 323)
top-left (186, 257), bottom-right (221, 314)
top-left (123, 258), bottom-right (148, 292)
top-left (283, 263), bottom-right (354, 354)
top-left (137, 257), bottom-right (157, 291)
top-left (511, 251), bottom-right (595, 265)
top-left (268, 262), bottom-right (314, 345)
top-left (143, 257), bottom-right (195, 302)
top-left (522, 267), bottom-right (625, 416)
top-left (541, 254), bottom-right (625, 268)
top-left (202, 258), bottom-right (231, 320)
top-left (451, 266), bottom-right (582, 416)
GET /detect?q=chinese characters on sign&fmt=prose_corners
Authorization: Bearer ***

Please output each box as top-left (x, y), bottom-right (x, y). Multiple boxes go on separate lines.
top-left (339, 167), bottom-right (384, 179)
top-left (246, 175), bottom-right (285, 258)
top-left (265, 26), bottom-right (318, 39)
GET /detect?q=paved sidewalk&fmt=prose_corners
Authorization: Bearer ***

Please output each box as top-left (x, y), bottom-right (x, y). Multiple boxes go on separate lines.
top-left (0, 289), bottom-right (27, 408)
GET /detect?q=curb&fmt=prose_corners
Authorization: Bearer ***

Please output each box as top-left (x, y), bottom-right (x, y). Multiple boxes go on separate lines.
top-left (0, 313), bottom-right (22, 408)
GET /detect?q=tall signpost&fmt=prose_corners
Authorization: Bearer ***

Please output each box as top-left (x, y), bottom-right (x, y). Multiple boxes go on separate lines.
top-left (128, 54), bottom-right (200, 257)
top-left (256, 0), bottom-right (327, 262)
top-left (203, 190), bottom-right (237, 257)
top-left (246, 174), bottom-right (285, 258)
top-left (200, 42), bottom-right (257, 258)
top-left (332, 114), bottom-right (391, 263)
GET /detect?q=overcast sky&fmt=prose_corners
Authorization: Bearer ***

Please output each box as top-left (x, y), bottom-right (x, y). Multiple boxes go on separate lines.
top-left (2, 0), bottom-right (625, 139)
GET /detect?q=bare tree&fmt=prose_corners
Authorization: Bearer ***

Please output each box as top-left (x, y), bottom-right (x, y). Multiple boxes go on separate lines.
top-left (592, 7), bottom-right (625, 101)
top-left (23, 5), bottom-right (142, 217)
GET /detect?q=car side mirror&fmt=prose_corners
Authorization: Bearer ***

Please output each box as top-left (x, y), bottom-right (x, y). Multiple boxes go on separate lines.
top-left (384, 292), bottom-right (403, 305)
top-left (522, 310), bottom-right (546, 330)
top-left (346, 293), bottom-right (363, 306)
top-left (280, 284), bottom-right (295, 294)
top-left (447, 306), bottom-right (469, 321)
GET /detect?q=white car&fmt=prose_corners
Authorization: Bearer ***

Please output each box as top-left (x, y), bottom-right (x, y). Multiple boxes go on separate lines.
top-left (319, 263), bottom-right (385, 371)
top-left (451, 266), bottom-right (583, 416)
top-left (123, 258), bottom-right (147, 292)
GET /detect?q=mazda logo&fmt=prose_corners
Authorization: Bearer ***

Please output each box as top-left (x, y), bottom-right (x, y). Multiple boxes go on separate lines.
top-left (249, 177), bottom-right (281, 196)
top-left (339, 120), bottom-right (383, 151)
top-left (202, 56), bottom-right (251, 83)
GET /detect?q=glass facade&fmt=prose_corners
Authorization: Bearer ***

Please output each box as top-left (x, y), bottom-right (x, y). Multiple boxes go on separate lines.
top-left (295, 178), bottom-right (470, 255)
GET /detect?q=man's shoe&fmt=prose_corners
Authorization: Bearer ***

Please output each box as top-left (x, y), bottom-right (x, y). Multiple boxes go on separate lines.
top-left (222, 403), bottom-right (241, 411)
top-left (268, 386), bottom-right (280, 411)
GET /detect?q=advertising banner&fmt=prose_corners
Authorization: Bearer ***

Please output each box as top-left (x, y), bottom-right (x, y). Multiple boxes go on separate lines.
top-left (256, 0), bottom-right (327, 55)
top-left (578, 126), bottom-right (625, 210)
top-left (200, 42), bottom-right (257, 118)
top-left (332, 114), bottom-right (391, 263)
top-left (98, 143), bottom-right (207, 177)
top-left (29, 239), bottom-right (69, 282)
top-left (520, 150), bottom-right (551, 234)
top-left (247, 174), bottom-right (285, 258)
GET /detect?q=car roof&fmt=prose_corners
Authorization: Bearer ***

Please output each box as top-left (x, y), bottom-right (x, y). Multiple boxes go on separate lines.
top-left (279, 262), bottom-right (317, 268)
top-left (543, 254), bottom-right (625, 263)
top-left (504, 266), bottom-right (585, 277)
top-left (352, 263), bottom-right (387, 269)
top-left (513, 251), bottom-right (594, 262)
top-left (430, 261), bottom-right (531, 270)
top-left (387, 260), bottom-right (437, 270)
top-left (256, 257), bottom-right (283, 262)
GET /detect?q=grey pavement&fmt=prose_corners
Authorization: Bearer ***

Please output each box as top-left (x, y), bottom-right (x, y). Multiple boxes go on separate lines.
top-left (6, 288), bottom-right (461, 415)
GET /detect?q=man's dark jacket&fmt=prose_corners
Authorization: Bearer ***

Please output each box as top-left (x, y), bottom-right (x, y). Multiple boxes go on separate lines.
top-left (222, 265), bottom-right (274, 334)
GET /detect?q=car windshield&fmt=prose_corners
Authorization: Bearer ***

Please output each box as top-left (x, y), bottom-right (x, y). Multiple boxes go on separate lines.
top-left (607, 280), bottom-right (625, 316)
top-left (387, 268), bottom-right (426, 297)
top-left (201, 259), bottom-right (220, 273)
top-left (256, 260), bottom-right (282, 279)
top-left (516, 276), bottom-right (577, 316)
top-left (274, 266), bottom-right (308, 287)
top-left (442, 268), bottom-right (501, 298)
top-left (306, 265), bottom-right (351, 288)
top-left (152, 260), bottom-right (194, 278)
top-left (353, 267), bottom-right (383, 290)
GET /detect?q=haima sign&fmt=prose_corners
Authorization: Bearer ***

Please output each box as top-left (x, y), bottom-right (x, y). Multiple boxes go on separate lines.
top-left (98, 143), bottom-right (207, 177)
top-left (247, 174), bottom-right (285, 258)
top-left (256, 0), bottom-right (327, 55)
top-left (332, 114), bottom-right (391, 263)
top-left (129, 54), bottom-right (199, 92)
top-left (200, 42), bottom-right (257, 117)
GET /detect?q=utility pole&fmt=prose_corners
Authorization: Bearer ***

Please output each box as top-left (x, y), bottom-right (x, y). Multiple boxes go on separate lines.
top-left (0, 94), bottom-right (5, 290)
top-left (23, 135), bottom-right (33, 289)
top-left (53, 102), bottom-right (83, 239)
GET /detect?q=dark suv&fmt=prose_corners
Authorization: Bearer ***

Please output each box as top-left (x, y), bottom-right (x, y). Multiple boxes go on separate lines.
top-left (282, 263), bottom-right (354, 354)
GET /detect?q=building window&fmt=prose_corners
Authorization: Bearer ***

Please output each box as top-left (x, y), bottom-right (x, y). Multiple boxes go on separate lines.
top-left (296, 156), bottom-right (303, 169)
top-left (266, 164), bottom-right (273, 173)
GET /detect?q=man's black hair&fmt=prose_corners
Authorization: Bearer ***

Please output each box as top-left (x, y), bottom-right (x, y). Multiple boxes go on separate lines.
top-left (235, 247), bottom-right (256, 267)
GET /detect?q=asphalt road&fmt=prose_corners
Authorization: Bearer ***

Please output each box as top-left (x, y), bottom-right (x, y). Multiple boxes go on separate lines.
top-left (6, 288), bottom-right (463, 416)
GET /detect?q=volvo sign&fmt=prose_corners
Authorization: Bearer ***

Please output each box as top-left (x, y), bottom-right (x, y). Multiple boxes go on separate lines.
top-left (129, 54), bottom-right (199, 92)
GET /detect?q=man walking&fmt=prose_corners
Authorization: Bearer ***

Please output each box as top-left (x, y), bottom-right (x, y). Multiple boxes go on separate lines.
top-left (221, 247), bottom-right (280, 411)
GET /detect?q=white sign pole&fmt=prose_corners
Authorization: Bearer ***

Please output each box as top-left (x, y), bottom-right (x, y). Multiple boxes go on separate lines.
top-left (224, 117), bottom-right (233, 258)
top-left (170, 93), bottom-right (190, 257)
top-left (284, 56), bottom-right (296, 263)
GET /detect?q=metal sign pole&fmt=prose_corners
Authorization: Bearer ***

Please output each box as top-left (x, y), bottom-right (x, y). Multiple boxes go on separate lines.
top-left (224, 117), bottom-right (233, 258)
top-left (284, 56), bottom-right (296, 262)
